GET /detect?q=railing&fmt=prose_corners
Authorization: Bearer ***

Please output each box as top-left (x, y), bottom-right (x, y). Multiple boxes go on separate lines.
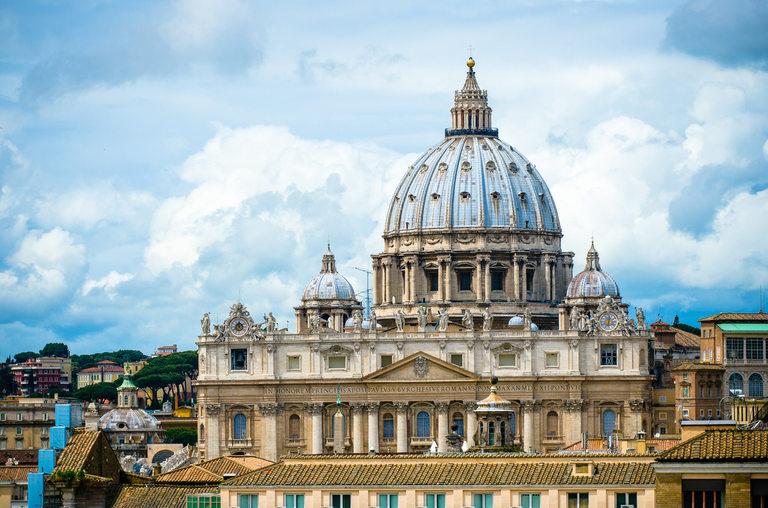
top-left (409, 437), bottom-right (433, 446)
top-left (227, 439), bottom-right (253, 448)
top-left (445, 128), bottom-right (499, 138)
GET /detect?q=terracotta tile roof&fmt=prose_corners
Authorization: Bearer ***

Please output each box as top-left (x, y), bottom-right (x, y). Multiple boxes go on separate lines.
top-left (671, 362), bottom-right (725, 372)
top-left (699, 312), bottom-right (768, 323)
top-left (54, 430), bottom-right (101, 472)
top-left (155, 455), bottom-right (272, 484)
top-left (225, 458), bottom-right (655, 487)
top-left (110, 485), bottom-right (216, 508)
top-left (646, 439), bottom-right (682, 451)
top-left (670, 327), bottom-right (700, 348)
top-left (562, 439), bottom-right (681, 453)
top-left (0, 466), bottom-right (36, 481)
top-left (658, 429), bottom-right (768, 462)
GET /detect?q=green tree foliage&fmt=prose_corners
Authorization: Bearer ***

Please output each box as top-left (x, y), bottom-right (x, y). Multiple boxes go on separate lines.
top-left (70, 350), bottom-right (147, 380)
top-left (73, 382), bottom-right (118, 403)
top-left (0, 366), bottom-right (16, 396)
top-left (165, 427), bottom-right (197, 446)
top-left (14, 351), bottom-right (37, 364)
top-left (133, 351), bottom-right (198, 409)
top-left (673, 315), bottom-right (680, 326)
top-left (39, 342), bottom-right (70, 358)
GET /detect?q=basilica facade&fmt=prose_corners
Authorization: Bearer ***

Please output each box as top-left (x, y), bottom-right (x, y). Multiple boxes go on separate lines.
top-left (195, 59), bottom-right (653, 462)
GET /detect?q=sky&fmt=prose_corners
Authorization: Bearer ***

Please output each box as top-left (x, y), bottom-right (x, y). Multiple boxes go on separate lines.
top-left (0, 0), bottom-right (767, 358)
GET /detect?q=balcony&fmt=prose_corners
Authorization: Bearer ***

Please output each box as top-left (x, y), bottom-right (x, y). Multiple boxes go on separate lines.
top-left (227, 439), bottom-right (253, 449)
top-left (409, 437), bottom-right (434, 447)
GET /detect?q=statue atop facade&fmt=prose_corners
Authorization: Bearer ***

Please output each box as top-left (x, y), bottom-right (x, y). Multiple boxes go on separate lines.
top-left (462, 309), bottom-right (474, 331)
top-left (523, 308), bottom-right (532, 330)
top-left (416, 306), bottom-right (428, 330)
top-left (369, 310), bottom-right (377, 332)
top-left (636, 307), bottom-right (646, 330)
top-left (570, 309), bottom-right (581, 330)
top-left (309, 312), bottom-right (321, 332)
top-left (201, 312), bottom-right (210, 335)
top-left (213, 323), bottom-right (226, 342)
top-left (436, 309), bottom-right (449, 332)
top-left (482, 308), bottom-right (492, 331)
top-left (264, 312), bottom-right (277, 334)
top-left (394, 310), bottom-right (405, 332)
top-left (352, 309), bottom-right (363, 332)
top-left (585, 315), bottom-right (599, 336)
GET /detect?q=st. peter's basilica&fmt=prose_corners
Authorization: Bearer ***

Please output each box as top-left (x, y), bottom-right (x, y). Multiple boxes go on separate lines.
top-left (195, 59), bottom-right (653, 461)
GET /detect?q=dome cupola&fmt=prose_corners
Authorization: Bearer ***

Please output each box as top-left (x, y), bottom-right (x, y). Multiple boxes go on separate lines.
top-left (301, 245), bottom-right (356, 301)
top-left (566, 241), bottom-right (619, 300)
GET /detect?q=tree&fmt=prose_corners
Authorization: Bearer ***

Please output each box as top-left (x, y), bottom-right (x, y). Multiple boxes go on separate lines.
top-left (0, 366), bottom-right (16, 396)
top-left (165, 427), bottom-right (197, 446)
top-left (14, 352), bottom-right (37, 364)
top-left (39, 342), bottom-right (70, 358)
top-left (673, 315), bottom-right (679, 326)
top-left (73, 382), bottom-right (117, 403)
top-left (132, 351), bottom-right (197, 408)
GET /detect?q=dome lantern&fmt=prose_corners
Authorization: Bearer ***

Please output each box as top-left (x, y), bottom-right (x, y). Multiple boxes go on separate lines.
top-left (447, 58), bottom-right (497, 137)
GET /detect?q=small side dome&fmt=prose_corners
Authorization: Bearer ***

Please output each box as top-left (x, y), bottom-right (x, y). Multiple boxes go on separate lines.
top-left (508, 316), bottom-right (523, 326)
top-left (302, 245), bottom-right (357, 301)
top-left (566, 241), bottom-right (620, 299)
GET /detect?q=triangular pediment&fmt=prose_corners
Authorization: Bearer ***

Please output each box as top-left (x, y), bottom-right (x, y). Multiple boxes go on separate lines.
top-left (364, 352), bottom-right (477, 381)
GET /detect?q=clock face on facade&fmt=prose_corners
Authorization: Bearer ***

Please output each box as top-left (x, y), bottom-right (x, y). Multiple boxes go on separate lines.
top-left (599, 312), bottom-right (618, 331)
top-left (230, 317), bottom-right (249, 336)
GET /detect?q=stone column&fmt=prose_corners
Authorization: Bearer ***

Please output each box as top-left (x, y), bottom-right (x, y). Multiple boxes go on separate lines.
top-left (438, 259), bottom-right (445, 301)
top-left (544, 256), bottom-right (553, 301)
top-left (483, 258), bottom-right (491, 302)
top-left (521, 400), bottom-right (537, 453)
top-left (205, 403), bottom-right (222, 459)
top-left (383, 261), bottom-right (390, 304)
top-left (401, 262), bottom-right (409, 303)
top-left (372, 260), bottom-right (381, 305)
top-left (367, 402), bottom-right (380, 453)
top-left (305, 403), bottom-right (324, 454)
top-left (564, 399), bottom-right (584, 446)
top-left (443, 257), bottom-right (453, 301)
top-left (333, 410), bottom-right (345, 453)
top-left (513, 255), bottom-right (521, 300)
top-left (436, 401), bottom-right (450, 452)
top-left (351, 403), bottom-right (365, 453)
top-left (258, 403), bottom-right (282, 461)
top-left (474, 261), bottom-right (482, 301)
top-left (628, 399), bottom-right (645, 439)
top-left (395, 402), bottom-right (409, 453)
top-left (464, 401), bottom-right (477, 448)
top-left (408, 257), bottom-right (417, 304)
top-left (568, 339), bottom-right (580, 374)
top-left (521, 264), bottom-right (528, 301)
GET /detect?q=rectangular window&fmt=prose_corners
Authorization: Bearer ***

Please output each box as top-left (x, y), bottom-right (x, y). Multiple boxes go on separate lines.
top-left (43, 413), bottom-right (49, 421)
top-left (616, 492), bottom-right (637, 507)
top-left (472, 493), bottom-right (493, 508)
top-left (378, 494), bottom-right (398, 508)
top-left (498, 353), bottom-right (517, 367)
top-left (236, 494), bottom-right (257, 508)
top-left (600, 344), bottom-right (617, 366)
top-left (0, 428), bottom-right (5, 435)
top-left (700, 409), bottom-right (705, 418)
top-left (230, 349), bottom-right (247, 371)
top-left (383, 417), bottom-right (394, 439)
top-left (15, 439), bottom-right (22, 450)
top-left (683, 409), bottom-right (689, 418)
top-left (708, 409), bottom-right (712, 418)
top-left (331, 494), bottom-right (351, 508)
top-left (520, 493), bottom-right (540, 508)
top-left (491, 271), bottom-right (504, 291)
top-left (428, 271), bottom-right (439, 292)
top-left (545, 352), bottom-right (559, 368)
top-left (425, 493), bottom-right (446, 508)
top-left (682, 479), bottom-right (723, 508)
top-left (459, 271), bottom-right (472, 291)
top-left (15, 427), bottom-right (22, 436)
top-left (381, 355), bottom-right (393, 368)
top-left (16, 413), bottom-right (22, 421)
top-left (285, 494), bottom-right (304, 508)
top-left (567, 493), bottom-right (588, 507)
top-left (659, 395), bottom-right (666, 402)
top-left (660, 427), bottom-right (666, 434)
top-left (683, 386), bottom-right (689, 397)
top-left (41, 427), bottom-right (48, 436)
top-left (287, 356), bottom-right (301, 371)
top-left (328, 356), bottom-right (347, 370)
top-left (450, 354), bottom-right (464, 367)
top-left (726, 337), bottom-right (744, 360)
top-left (0, 413), bottom-right (5, 421)
top-left (658, 412), bottom-right (667, 420)
top-left (746, 338), bottom-right (764, 360)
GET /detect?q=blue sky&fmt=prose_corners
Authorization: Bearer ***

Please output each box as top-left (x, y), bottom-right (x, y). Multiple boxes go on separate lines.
top-left (0, 0), bottom-right (767, 358)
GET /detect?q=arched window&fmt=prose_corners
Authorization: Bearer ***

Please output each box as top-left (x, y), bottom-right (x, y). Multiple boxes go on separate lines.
top-left (729, 373), bottom-right (744, 395)
top-left (452, 412), bottom-right (464, 436)
top-left (233, 413), bottom-right (246, 440)
top-left (382, 413), bottom-right (394, 439)
top-left (500, 421), bottom-right (506, 446)
top-left (288, 414), bottom-right (301, 439)
top-left (749, 373), bottom-right (764, 397)
top-left (416, 411), bottom-right (431, 438)
top-left (602, 409), bottom-right (616, 437)
top-left (488, 421), bottom-right (495, 446)
top-left (547, 411), bottom-right (558, 437)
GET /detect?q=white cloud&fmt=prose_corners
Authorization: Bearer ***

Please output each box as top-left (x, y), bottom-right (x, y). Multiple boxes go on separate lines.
top-left (81, 270), bottom-right (134, 299)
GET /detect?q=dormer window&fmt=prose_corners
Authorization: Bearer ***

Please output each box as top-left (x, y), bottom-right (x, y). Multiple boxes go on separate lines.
top-left (571, 461), bottom-right (593, 476)
top-left (491, 191), bottom-right (500, 200)
top-left (508, 162), bottom-right (518, 173)
top-left (460, 191), bottom-right (471, 200)
top-left (461, 161), bottom-right (471, 172)
top-left (431, 193), bottom-right (440, 200)
top-left (408, 194), bottom-right (416, 202)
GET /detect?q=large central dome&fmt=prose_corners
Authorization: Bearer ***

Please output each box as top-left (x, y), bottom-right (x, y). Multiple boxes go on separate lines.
top-left (384, 135), bottom-right (561, 234)
top-left (371, 59), bottom-right (574, 329)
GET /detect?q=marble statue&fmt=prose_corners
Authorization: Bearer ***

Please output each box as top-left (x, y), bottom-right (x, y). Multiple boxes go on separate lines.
top-left (523, 308), bottom-right (532, 330)
top-left (264, 312), bottom-right (277, 334)
top-left (352, 309), bottom-right (363, 332)
top-left (462, 309), bottom-right (474, 331)
top-left (369, 310), bottom-right (377, 332)
top-left (309, 313), bottom-right (321, 332)
top-left (636, 307), bottom-right (646, 330)
top-left (482, 308), bottom-right (492, 331)
top-left (201, 312), bottom-right (210, 335)
top-left (437, 309), bottom-right (449, 332)
top-left (416, 306), bottom-right (428, 329)
top-left (394, 310), bottom-right (405, 332)
top-left (570, 309), bottom-right (581, 330)
top-left (213, 323), bottom-right (226, 342)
